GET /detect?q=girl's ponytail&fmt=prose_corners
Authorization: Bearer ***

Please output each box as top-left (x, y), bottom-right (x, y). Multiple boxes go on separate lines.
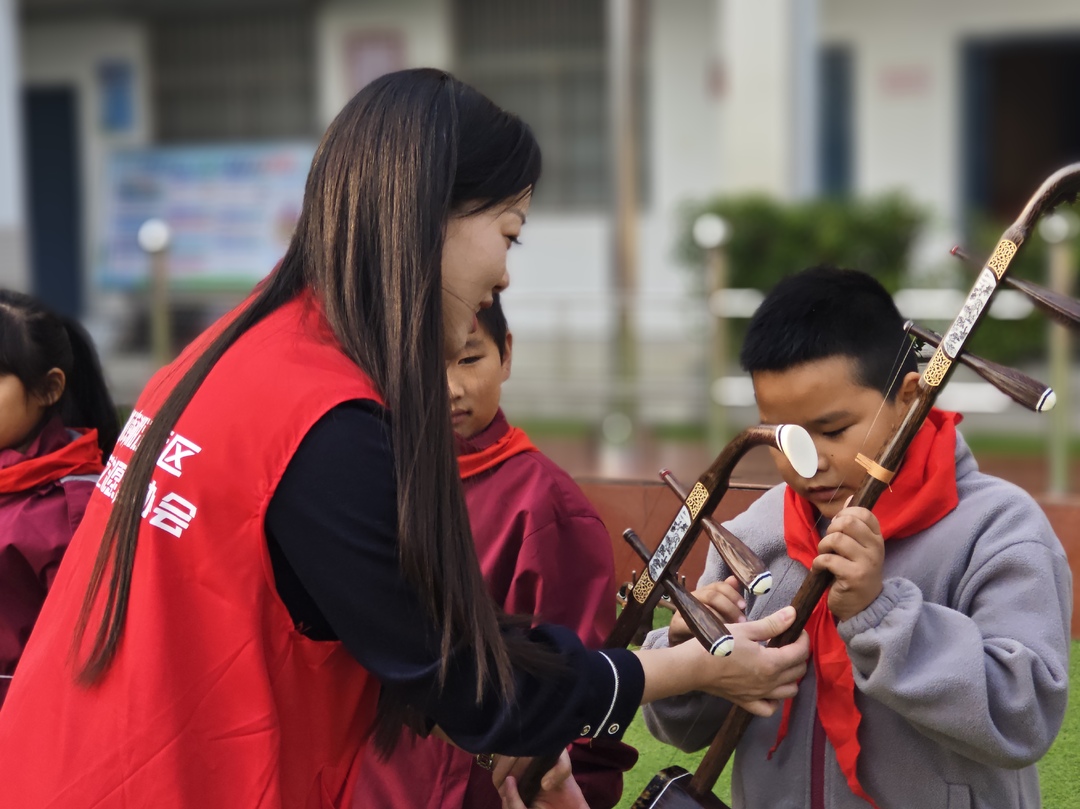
top-left (60, 317), bottom-right (119, 457)
top-left (0, 289), bottom-right (119, 459)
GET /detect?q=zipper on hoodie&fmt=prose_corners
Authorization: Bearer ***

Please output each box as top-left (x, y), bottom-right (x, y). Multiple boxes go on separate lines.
top-left (811, 712), bottom-right (826, 809)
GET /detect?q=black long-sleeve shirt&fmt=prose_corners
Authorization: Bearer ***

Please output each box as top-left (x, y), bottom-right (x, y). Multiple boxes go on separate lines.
top-left (264, 401), bottom-right (643, 755)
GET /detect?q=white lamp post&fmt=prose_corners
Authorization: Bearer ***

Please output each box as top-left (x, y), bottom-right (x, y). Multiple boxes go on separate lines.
top-left (694, 213), bottom-right (731, 452)
top-left (1038, 210), bottom-right (1077, 496)
top-left (137, 218), bottom-right (172, 368)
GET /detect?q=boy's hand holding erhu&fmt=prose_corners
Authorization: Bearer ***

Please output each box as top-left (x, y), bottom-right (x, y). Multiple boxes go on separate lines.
top-left (814, 504), bottom-right (886, 621)
top-left (668, 575), bottom-right (747, 646)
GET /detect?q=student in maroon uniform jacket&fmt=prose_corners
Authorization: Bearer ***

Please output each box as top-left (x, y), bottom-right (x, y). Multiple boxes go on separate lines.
top-left (353, 295), bottom-right (636, 808)
top-left (0, 290), bottom-right (118, 706)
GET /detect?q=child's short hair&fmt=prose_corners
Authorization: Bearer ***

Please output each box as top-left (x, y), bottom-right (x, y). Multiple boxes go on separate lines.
top-left (476, 293), bottom-right (509, 360)
top-left (739, 266), bottom-right (918, 399)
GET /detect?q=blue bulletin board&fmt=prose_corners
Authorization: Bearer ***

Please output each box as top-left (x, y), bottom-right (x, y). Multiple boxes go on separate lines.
top-left (98, 143), bottom-right (314, 291)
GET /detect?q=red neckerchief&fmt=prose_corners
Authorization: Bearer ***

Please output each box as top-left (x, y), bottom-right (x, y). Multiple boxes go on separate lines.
top-left (457, 425), bottom-right (538, 480)
top-left (772, 408), bottom-right (962, 806)
top-left (0, 427), bottom-right (104, 494)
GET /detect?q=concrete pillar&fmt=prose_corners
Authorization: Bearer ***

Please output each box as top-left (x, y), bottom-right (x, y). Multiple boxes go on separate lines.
top-left (717, 0), bottom-right (818, 199)
top-left (0, 0), bottom-right (28, 289)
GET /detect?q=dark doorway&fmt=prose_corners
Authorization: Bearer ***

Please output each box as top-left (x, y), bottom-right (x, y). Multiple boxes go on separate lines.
top-left (963, 38), bottom-right (1080, 223)
top-left (819, 44), bottom-right (854, 197)
top-left (23, 86), bottom-right (82, 317)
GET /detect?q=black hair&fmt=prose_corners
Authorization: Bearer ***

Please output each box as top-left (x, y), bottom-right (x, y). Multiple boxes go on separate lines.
top-left (739, 266), bottom-right (917, 399)
top-left (0, 289), bottom-right (119, 455)
top-left (74, 68), bottom-right (548, 749)
top-left (475, 293), bottom-right (509, 360)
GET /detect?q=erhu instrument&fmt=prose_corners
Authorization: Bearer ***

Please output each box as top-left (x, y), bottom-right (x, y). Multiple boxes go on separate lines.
top-left (630, 163), bottom-right (1080, 808)
top-left (616, 476), bottom-right (778, 642)
top-left (515, 424), bottom-right (818, 803)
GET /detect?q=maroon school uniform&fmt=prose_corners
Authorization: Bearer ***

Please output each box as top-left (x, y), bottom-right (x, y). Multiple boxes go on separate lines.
top-left (353, 409), bottom-right (636, 809)
top-left (0, 417), bottom-right (103, 706)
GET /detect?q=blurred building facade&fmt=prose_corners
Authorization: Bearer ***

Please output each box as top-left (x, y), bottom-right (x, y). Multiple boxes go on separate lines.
top-left (3, 0), bottom-right (1080, 419)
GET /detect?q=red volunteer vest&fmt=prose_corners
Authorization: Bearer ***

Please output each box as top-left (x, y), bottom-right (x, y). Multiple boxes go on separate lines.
top-left (0, 293), bottom-right (383, 808)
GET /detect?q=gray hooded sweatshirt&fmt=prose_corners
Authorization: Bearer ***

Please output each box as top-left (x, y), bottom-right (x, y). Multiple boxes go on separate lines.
top-left (642, 433), bottom-right (1071, 809)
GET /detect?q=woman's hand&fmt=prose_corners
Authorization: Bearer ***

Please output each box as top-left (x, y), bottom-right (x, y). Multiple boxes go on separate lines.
top-left (494, 750), bottom-right (587, 809)
top-left (668, 575), bottom-right (747, 645)
top-left (639, 605), bottom-right (809, 717)
top-left (699, 609), bottom-right (808, 716)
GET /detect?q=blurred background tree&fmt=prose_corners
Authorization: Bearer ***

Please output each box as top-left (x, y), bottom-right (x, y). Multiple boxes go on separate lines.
top-left (676, 193), bottom-right (925, 356)
top-left (678, 193), bottom-right (925, 294)
top-left (677, 193), bottom-right (1080, 368)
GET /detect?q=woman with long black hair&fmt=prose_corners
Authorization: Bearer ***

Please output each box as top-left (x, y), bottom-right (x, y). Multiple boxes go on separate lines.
top-left (0, 69), bottom-right (807, 809)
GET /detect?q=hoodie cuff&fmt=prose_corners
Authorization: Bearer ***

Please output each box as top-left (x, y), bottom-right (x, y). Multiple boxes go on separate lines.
top-left (838, 577), bottom-right (918, 642)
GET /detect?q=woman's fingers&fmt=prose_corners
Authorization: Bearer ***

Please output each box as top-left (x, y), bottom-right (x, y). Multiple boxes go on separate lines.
top-left (498, 751), bottom-right (587, 809)
top-left (734, 605), bottom-right (796, 643)
top-left (687, 609), bottom-right (809, 710)
top-left (531, 749), bottom-right (573, 792)
top-left (741, 698), bottom-right (781, 718)
top-left (500, 775), bottom-right (525, 809)
top-left (488, 754), bottom-right (516, 790)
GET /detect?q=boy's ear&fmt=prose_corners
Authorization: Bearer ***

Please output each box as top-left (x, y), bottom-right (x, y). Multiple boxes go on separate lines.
top-left (501, 332), bottom-right (513, 381)
top-left (897, 370), bottom-right (921, 407)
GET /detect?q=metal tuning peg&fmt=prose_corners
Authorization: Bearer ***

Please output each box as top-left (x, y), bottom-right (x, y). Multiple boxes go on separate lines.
top-left (623, 529), bottom-right (734, 656)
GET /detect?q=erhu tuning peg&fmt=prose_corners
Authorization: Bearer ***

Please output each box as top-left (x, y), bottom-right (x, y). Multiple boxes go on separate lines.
top-left (659, 468), bottom-right (773, 594)
top-left (905, 321), bottom-right (1056, 412)
top-left (950, 245), bottom-right (1080, 330)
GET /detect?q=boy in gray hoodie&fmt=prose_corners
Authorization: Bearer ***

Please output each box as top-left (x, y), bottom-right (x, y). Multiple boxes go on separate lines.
top-left (642, 267), bottom-right (1071, 809)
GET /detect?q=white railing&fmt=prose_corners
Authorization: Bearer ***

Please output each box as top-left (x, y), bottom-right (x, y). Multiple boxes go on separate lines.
top-left (500, 289), bottom-right (1052, 423)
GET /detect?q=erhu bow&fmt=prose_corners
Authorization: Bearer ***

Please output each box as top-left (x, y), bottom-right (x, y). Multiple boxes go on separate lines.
top-left (515, 423), bottom-right (817, 804)
top-left (631, 163), bottom-right (1080, 809)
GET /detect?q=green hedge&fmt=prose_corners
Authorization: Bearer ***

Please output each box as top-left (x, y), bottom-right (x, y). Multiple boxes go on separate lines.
top-left (677, 194), bottom-right (1079, 366)
top-left (677, 193), bottom-right (925, 295)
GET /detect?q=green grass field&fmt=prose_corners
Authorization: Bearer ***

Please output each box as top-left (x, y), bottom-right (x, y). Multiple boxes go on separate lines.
top-left (615, 640), bottom-right (1079, 809)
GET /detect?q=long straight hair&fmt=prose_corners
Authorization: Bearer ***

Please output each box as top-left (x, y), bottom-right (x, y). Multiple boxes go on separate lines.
top-left (0, 289), bottom-right (119, 455)
top-left (73, 69), bottom-right (544, 740)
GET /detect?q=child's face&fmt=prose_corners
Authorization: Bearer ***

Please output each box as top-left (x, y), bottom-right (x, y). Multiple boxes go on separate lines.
top-left (446, 328), bottom-right (512, 440)
top-left (752, 356), bottom-right (917, 519)
top-left (0, 373), bottom-right (50, 452)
